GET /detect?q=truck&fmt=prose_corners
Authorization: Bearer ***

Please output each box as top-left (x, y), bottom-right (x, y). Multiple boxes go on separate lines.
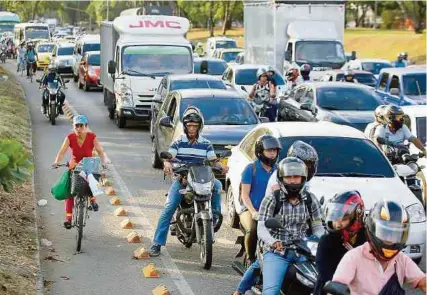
top-left (100, 15), bottom-right (193, 128)
top-left (244, 0), bottom-right (348, 80)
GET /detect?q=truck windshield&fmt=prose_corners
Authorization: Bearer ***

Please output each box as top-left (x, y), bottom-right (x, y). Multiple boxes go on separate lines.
top-left (403, 74), bottom-right (426, 96)
top-left (122, 45), bottom-right (192, 76)
top-left (295, 41), bottom-right (345, 68)
top-left (25, 27), bottom-right (49, 40)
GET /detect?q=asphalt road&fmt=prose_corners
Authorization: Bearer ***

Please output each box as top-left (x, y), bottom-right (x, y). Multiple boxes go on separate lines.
top-left (2, 60), bottom-right (424, 295)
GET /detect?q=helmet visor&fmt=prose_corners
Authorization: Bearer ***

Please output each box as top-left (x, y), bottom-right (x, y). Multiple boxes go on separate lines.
top-left (371, 218), bottom-right (410, 245)
top-left (324, 202), bottom-right (358, 222)
top-left (279, 162), bottom-right (307, 177)
top-left (262, 137), bottom-right (281, 150)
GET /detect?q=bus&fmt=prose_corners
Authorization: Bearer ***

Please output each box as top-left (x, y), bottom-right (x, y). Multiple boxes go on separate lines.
top-left (0, 12), bottom-right (20, 34)
top-left (14, 22), bottom-right (50, 46)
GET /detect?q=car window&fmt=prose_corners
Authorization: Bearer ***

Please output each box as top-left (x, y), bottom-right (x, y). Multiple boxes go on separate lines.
top-left (236, 68), bottom-right (285, 86)
top-left (389, 75), bottom-right (400, 91)
top-left (293, 86), bottom-right (307, 102)
top-left (222, 51), bottom-right (241, 62)
top-left (416, 117), bottom-right (426, 146)
top-left (278, 136), bottom-right (394, 177)
top-left (167, 97), bottom-right (177, 121)
top-left (82, 43), bottom-right (100, 53)
top-left (170, 79), bottom-right (226, 91)
top-left (215, 40), bottom-right (237, 49)
top-left (38, 44), bottom-right (55, 53)
top-left (242, 129), bottom-right (268, 159)
top-left (58, 47), bottom-right (73, 56)
top-left (316, 86), bottom-right (381, 111)
top-left (378, 72), bottom-right (389, 91)
top-left (88, 54), bottom-right (100, 66)
top-left (194, 60), bottom-right (227, 75)
top-left (402, 73), bottom-right (426, 95)
top-left (362, 62), bottom-right (393, 75)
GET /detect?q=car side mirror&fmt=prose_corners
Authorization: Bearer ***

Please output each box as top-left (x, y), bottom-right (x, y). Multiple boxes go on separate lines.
top-left (159, 116), bottom-right (173, 128)
top-left (200, 60), bottom-right (209, 74)
top-left (108, 60), bottom-right (116, 75)
top-left (160, 151), bottom-right (173, 160)
top-left (259, 117), bottom-right (270, 123)
top-left (390, 88), bottom-right (400, 96)
top-left (240, 85), bottom-right (247, 92)
top-left (319, 196), bottom-right (325, 206)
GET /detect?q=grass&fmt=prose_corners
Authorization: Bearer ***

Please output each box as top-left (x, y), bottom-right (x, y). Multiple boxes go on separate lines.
top-left (188, 27), bottom-right (426, 64)
top-left (0, 66), bottom-right (38, 295)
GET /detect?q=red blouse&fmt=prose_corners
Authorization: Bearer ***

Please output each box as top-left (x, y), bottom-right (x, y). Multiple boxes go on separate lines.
top-left (67, 132), bottom-right (96, 166)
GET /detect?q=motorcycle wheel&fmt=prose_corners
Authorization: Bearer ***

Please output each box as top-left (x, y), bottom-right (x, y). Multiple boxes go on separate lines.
top-left (200, 219), bottom-right (213, 270)
top-left (50, 104), bottom-right (56, 125)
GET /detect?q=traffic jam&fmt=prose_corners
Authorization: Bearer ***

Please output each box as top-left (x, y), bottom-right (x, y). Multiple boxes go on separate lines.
top-left (1, 1), bottom-right (427, 295)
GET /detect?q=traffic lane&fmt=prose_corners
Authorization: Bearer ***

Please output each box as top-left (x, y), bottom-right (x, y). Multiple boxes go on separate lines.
top-left (61, 78), bottom-right (243, 294)
top-left (2, 61), bottom-right (194, 295)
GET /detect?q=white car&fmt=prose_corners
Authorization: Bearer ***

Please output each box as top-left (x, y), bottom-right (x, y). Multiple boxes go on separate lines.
top-left (51, 42), bottom-right (75, 74)
top-left (205, 36), bottom-right (237, 58)
top-left (341, 58), bottom-right (393, 79)
top-left (225, 121), bottom-right (426, 262)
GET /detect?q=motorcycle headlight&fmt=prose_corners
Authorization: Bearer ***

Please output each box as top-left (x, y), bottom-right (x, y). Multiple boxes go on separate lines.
top-left (120, 84), bottom-right (133, 107)
top-left (296, 272), bottom-right (315, 288)
top-left (48, 88), bottom-right (58, 95)
top-left (406, 203), bottom-right (426, 223)
top-left (192, 182), bottom-right (213, 195)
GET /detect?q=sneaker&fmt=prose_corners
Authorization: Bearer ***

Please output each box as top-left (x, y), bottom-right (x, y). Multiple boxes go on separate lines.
top-left (63, 220), bottom-right (72, 229)
top-left (91, 201), bottom-right (99, 212)
top-left (149, 244), bottom-right (161, 257)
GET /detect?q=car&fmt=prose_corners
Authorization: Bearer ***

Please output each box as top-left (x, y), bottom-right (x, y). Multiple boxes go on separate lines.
top-left (221, 64), bottom-right (287, 98)
top-left (342, 58), bottom-right (393, 79)
top-left (35, 42), bottom-right (55, 70)
top-left (281, 82), bottom-right (383, 132)
top-left (77, 51), bottom-right (101, 91)
top-left (150, 74), bottom-right (229, 136)
top-left (225, 121), bottom-right (426, 262)
top-left (151, 89), bottom-right (260, 178)
top-left (205, 36), bottom-right (237, 58)
top-left (51, 42), bottom-right (75, 74)
top-left (320, 69), bottom-right (377, 88)
top-left (235, 52), bottom-right (244, 64)
top-left (213, 48), bottom-right (244, 64)
top-left (72, 34), bottom-right (100, 83)
top-left (375, 67), bottom-right (426, 106)
top-left (193, 57), bottom-right (228, 77)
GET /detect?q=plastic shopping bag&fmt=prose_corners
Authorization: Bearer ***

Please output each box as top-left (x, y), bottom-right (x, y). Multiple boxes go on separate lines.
top-left (51, 170), bottom-right (71, 200)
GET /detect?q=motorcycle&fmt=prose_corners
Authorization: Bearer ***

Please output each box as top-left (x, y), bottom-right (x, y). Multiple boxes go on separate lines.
top-left (233, 218), bottom-right (319, 295)
top-left (36, 78), bottom-right (70, 125)
top-left (0, 45), bottom-right (6, 63)
top-left (6, 42), bottom-right (15, 59)
top-left (159, 150), bottom-right (231, 269)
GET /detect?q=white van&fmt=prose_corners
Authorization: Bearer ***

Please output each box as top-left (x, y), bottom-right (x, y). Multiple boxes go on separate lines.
top-left (72, 34), bottom-right (100, 82)
top-left (205, 36), bottom-right (237, 58)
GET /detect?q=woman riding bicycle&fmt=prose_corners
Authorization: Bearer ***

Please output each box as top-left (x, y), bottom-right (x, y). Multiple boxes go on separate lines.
top-left (52, 115), bottom-right (108, 229)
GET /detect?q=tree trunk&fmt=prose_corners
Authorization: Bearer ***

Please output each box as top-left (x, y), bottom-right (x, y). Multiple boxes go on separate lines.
top-left (32, 0), bottom-right (41, 21)
top-left (209, 0), bottom-right (214, 37)
top-left (221, 1), bottom-right (230, 35)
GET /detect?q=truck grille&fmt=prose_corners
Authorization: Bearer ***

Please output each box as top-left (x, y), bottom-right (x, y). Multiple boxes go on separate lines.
top-left (137, 95), bottom-right (154, 103)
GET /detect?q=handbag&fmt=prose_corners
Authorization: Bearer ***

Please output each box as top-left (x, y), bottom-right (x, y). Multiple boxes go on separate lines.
top-left (51, 170), bottom-right (71, 200)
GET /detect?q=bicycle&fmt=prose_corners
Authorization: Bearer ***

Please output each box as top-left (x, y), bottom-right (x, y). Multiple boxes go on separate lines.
top-left (27, 60), bottom-right (36, 83)
top-left (18, 59), bottom-right (26, 76)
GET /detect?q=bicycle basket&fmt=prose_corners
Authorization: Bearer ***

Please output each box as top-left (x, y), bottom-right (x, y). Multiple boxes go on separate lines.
top-left (70, 170), bottom-right (100, 196)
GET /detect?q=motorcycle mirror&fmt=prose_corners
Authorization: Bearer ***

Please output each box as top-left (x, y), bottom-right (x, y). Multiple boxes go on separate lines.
top-left (319, 196), bottom-right (325, 206)
top-left (323, 281), bottom-right (351, 295)
top-left (377, 137), bottom-right (386, 145)
top-left (240, 85), bottom-right (247, 92)
top-left (220, 150), bottom-right (232, 158)
top-left (160, 151), bottom-right (173, 160)
top-left (265, 218), bottom-right (283, 229)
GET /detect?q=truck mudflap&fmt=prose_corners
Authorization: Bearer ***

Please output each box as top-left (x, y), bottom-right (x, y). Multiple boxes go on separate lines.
top-left (119, 106), bottom-right (152, 121)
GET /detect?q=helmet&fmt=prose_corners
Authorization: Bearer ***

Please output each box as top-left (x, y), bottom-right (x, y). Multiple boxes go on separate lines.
top-left (277, 157), bottom-right (308, 197)
top-left (287, 141), bottom-right (318, 181)
top-left (266, 66), bottom-right (275, 74)
top-left (384, 105), bottom-right (404, 130)
top-left (254, 135), bottom-right (282, 167)
top-left (344, 70), bottom-right (354, 78)
top-left (300, 64), bottom-right (311, 77)
top-left (398, 52), bottom-right (405, 59)
top-left (286, 67), bottom-right (299, 81)
top-left (256, 68), bottom-right (268, 80)
top-left (402, 52), bottom-right (408, 60)
top-left (323, 191), bottom-right (365, 242)
top-left (374, 105), bottom-right (387, 124)
top-left (73, 114), bottom-right (88, 126)
top-left (48, 63), bottom-right (57, 73)
top-left (197, 42), bottom-right (203, 48)
top-left (365, 200), bottom-right (410, 261)
top-left (182, 106), bottom-right (204, 137)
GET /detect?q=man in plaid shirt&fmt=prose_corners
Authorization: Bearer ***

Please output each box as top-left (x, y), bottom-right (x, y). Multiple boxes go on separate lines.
top-left (257, 157), bottom-right (324, 295)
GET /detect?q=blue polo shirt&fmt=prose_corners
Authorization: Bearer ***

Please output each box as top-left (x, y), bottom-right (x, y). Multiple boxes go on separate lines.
top-left (241, 159), bottom-right (276, 210)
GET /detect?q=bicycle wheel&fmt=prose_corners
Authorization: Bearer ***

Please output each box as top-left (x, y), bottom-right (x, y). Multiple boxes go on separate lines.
top-left (75, 195), bottom-right (87, 252)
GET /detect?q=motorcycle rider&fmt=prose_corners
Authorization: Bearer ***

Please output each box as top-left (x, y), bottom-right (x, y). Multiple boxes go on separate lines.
top-left (298, 64), bottom-right (312, 82)
top-left (258, 157), bottom-right (324, 295)
top-left (194, 42), bottom-right (204, 56)
top-left (285, 67), bottom-right (300, 90)
top-left (16, 42), bottom-right (26, 73)
top-left (313, 191), bottom-right (366, 295)
top-left (393, 52), bottom-right (407, 68)
top-left (39, 63), bottom-right (65, 115)
top-left (149, 106), bottom-right (228, 257)
top-left (364, 105), bottom-right (387, 141)
top-left (340, 70), bottom-right (358, 83)
top-left (374, 105), bottom-right (426, 157)
top-left (332, 200), bottom-right (426, 294)
top-left (24, 41), bottom-right (37, 78)
top-left (249, 68), bottom-right (277, 122)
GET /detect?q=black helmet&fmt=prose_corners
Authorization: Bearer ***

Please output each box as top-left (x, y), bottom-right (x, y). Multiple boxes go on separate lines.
top-left (384, 105), bottom-right (404, 130)
top-left (277, 157), bottom-right (308, 197)
top-left (300, 64), bottom-right (311, 78)
top-left (365, 200), bottom-right (410, 261)
top-left (182, 106), bottom-right (204, 137)
top-left (287, 141), bottom-right (318, 181)
top-left (255, 135), bottom-right (282, 167)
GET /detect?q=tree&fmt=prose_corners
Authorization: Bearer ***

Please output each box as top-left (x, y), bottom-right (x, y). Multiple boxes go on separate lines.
top-left (397, 1), bottom-right (426, 34)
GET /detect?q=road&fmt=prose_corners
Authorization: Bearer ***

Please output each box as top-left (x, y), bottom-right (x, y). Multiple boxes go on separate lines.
top-left (2, 60), bottom-right (424, 295)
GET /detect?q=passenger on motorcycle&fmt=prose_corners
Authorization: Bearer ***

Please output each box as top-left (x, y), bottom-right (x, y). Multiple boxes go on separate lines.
top-left (340, 70), bottom-right (358, 83)
top-left (313, 191), bottom-right (366, 295)
top-left (149, 107), bottom-right (229, 257)
top-left (332, 200), bottom-right (426, 294)
top-left (258, 157), bottom-right (324, 295)
top-left (285, 67), bottom-right (300, 90)
top-left (195, 42), bottom-right (204, 56)
top-left (39, 63), bottom-right (65, 115)
top-left (364, 105), bottom-right (387, 141)
top-left (394, 52), bottom-right (407, 68)
top-left (16, 42), bottom-right (26, 72)
top-left (298, 64), bottom-right (312, 82)
top-left (24, 42), bottom-right (37, 77)
top-left (374, 105), bottom-right (426, 157)
top-left (266, 66), bottom-right (278, 87)
top-left (249, 68), bottom-right (277, 122)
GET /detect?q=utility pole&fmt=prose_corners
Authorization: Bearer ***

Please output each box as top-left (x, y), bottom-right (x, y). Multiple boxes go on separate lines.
top-left (106, 0), bottom-right (110, 21)
top-left (374, 0), bottom-right (378, 29)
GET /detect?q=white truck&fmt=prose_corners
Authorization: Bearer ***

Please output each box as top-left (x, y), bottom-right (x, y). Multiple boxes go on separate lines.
top-left (244, 0), bottom-right (348, 80)
top-left (101, 15), bottom-right (193, 128)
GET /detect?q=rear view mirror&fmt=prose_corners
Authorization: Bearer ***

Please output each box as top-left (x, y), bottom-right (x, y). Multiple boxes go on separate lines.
top-left (200, 60), bottom-right (209, 74)
top-left (108, 60), bottom-right (116, 75)
top-left (159, 116), bottom-right (173, 128)
top-left (160, 151), bottom-right (173, 160)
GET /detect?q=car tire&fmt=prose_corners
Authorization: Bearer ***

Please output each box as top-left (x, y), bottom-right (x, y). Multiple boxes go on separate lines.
top-left (108, 107), bottom-right (115, 120)
top-left (151, 140), bottom-right (162, 169)
top-left (115, 111), bottom-right (126, 128)
top-left (226, 185), bottom-right (240, 229)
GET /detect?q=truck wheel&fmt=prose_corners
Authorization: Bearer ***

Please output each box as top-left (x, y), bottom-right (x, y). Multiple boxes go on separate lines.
top-left (151, 140), bottom-right (162, 169)
top-left (115, 112), bottom-right (126, 128)
top-left (108, 107), bottom-right (115, 120)
top-left (103, 89), bottom-right (108, 106)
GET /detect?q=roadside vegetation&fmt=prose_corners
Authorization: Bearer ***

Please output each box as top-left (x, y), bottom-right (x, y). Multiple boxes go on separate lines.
top-left (0, 66), bottom-right (38, 295)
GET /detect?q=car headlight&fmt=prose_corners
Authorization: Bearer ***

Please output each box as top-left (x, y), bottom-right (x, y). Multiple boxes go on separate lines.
top-left (192, 182), bottom-right (213, 195)
top-left (406, 203), bottom-right (426, 223)
top-left (120, 84), bottom-right (133, 107)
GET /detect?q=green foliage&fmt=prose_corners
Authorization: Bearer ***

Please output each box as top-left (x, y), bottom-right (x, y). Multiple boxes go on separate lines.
top-left (381, 10), bottom-right (399, 29)
top-left (0, 139), bottom-right (33, 193)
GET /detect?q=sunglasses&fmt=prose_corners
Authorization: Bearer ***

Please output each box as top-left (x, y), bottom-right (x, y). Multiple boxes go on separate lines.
top-left (74, 123), bottom-right (85, 128)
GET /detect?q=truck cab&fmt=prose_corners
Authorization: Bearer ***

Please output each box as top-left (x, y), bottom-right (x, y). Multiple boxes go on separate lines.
top-left (101, 15), bottom-right (194, 128)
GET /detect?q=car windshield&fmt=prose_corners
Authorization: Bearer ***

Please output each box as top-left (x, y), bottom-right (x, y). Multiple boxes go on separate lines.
top-left (37, 44), bottom-right (55, 53)
top-left (194, 60), bottom-right (227, 75)
top-left (278, 136), bottom-right (394, 177)
top-left (416, 117), bottom-right (426, 146)
top-left (58, 47), bottom-right (73, 56)
top-left (317, 86), bottom-right (381, 111)
top-left (295, 40), bottom-right (346, 65)
top-left (336, 73), bottom-right (377, 86)
top-left (88, 54), bottom-right (100, 66)
top-left (122, 45), bottom-right (192, 76)
top-left (25, 27), bottom-right (49, 40)
top-left (403, 74), bottom-right (426, 95)
top-left (170, 79), bottom-right (226, 91)
top-left (215, 40), bottom-right (237, 49)
top-left (362, 62), bottom-right (392, 75)
top-left (235, 68), bottom-right (285, 85)
top-left (82, 43), bottom-right (100, 53)
top-left (180, 98), bottom-right (258, 125)
top-left (222, 51), bottom-right (241, 62)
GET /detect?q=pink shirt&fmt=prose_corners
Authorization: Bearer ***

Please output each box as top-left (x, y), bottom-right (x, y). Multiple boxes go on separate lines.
top-left (333, 242), bottom-right (425, 295)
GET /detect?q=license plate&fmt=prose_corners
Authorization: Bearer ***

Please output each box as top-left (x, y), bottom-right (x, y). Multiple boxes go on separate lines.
top-left (220, 158), bottom-right (228, 166)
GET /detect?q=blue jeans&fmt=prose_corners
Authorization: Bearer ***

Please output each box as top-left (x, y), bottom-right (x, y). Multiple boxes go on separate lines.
top-left (237, 259), bottom-right (260, 293)
top-left (262, 250), bottom-right (306, 295)
top-left (153, 178), bottom-right (222, 246)
top-left (265, 103), bottom-right (277, 122)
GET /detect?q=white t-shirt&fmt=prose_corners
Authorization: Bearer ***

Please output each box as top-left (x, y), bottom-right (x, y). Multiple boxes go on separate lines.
top-left (374, 124), bottom-right (414, 145)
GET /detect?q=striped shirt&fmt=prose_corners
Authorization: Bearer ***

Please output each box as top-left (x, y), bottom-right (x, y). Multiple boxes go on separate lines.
top-left (168, 135), bottom-right (217, 163)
